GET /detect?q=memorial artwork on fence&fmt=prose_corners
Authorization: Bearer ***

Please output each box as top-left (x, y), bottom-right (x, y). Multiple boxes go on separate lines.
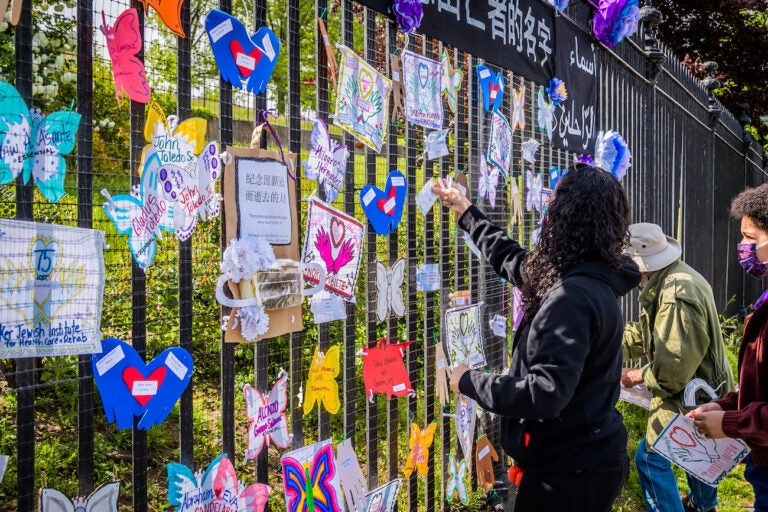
top-left (303, 117), bottom-right (348, 203)
top-left (521, 139), bottom-right (540, 165)
top-left (281, 440), bottom-right (344, 512)
top-left (445, 303), bottom-right (486, 370)
top-left (425, 129), bottom-right (449, 160)
top-left (475, 434), bottom-right (499, 490)
top-left (335, 438), bottom-right (368, 512)
top-left (102, 147), bottom-right (176, 269)
top-left (168, 455), bottom-right (271, 512)
top-left (361, 338), bottom-right (415, 402)
top-left (40, 481), bottom-right (120, 512)
top-left (91, 337), bottom-right (193, 430)
top-left (401, 49), bottom-right (443, 130)
top-left (334, 45), bottom-right (392, 153)
top-left (374, 259), bottom-right (405, 322)
top-left (0, 219), bottom-right (105, 358)
top-left (537, 88), bottom-right (557, 142)
top-left (303, 345), bottom-right (341, 415)
top-left (404, 422), bottom-right (437, 477)
top-left (359, 170), bottom-right (407, 236)
top-left (487, 111), bottom-right (512, 181)
top-left (302, 198), bottom-right (364, 302)
top-left (652, 414), bottom-right (750, 486)
top-left (445, 455), bottom-right (468, 504)
top-left (244, 369), bottom-right (291, 460)
top-left (477, 157), bottom-right (500, 209)
top-left (476, 65), bottom-right (504, 112)
top-left (363, 479), bottom-right (401, 512)
top-left (440, 49), bottom-right (463, 113)
top-left (205, 9), bottom-right (281, 95)
top-left (101, 8), bottom-right (151, 104)
top-left (510, 86), bottom-right (526, 131)
top-left (455, 394), bottom-right (477, 463)
top-left (138, 0), bottom-right (185, 36)
top-left (0, 81), bottom-right (81, 203)
top-left (142, 102), bottom-right (207, 172)
top-left (525, 170), bottom-right (544, 213)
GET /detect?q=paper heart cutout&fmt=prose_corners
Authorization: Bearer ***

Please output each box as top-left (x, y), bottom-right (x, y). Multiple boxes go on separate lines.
top-left (92, 337), bottom-right (193, 430)
top-left (30, 237), bottom-right (60, 280)
top-left (330, 217), bottom-right (345, 248)
top-left (230, 39), bottom-right (262, 77)
top-left (123, 366), bottom-right (167, 407)
top-left (359, 170), bottom-right (407, 236)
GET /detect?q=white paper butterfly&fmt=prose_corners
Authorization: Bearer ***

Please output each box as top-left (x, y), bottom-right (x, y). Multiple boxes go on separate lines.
top-left (445, 455), bottom-right (469, 504)
top-left (511, 86), bottom-right (526, 131)
top-left (525, 170), bottom-right (543, 213)
top-left (478, 157), bottom-right (500, 209)
top-left (537, 89), bottom-right (556, 141)
top-left (158, 141), bottom-right (221, 241)
top-left (40, 482), bottom-right (120, 512)
top-left (375, 259), bottom-right (405, 323)
top-left (244, 370), bottom-right (291, 461)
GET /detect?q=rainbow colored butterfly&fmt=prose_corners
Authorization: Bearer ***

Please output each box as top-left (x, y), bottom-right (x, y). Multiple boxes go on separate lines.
top-left (281, 440), bottom-right (344, 512)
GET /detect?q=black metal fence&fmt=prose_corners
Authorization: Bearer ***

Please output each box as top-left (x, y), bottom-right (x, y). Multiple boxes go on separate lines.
top-left (0, 0), bottom-right (765, 510)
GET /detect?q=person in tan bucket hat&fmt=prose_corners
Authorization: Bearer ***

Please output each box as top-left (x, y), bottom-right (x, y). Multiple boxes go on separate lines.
top-left (622, 223), bottom-right (735, 512)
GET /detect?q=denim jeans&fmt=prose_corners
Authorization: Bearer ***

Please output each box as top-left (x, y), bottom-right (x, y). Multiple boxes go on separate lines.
top-left (745, 453), bottom-right (768, 511)
top-left (513, 453), bottom-right (628, 512)
top-left (635, 437), bottom-right (718, 512)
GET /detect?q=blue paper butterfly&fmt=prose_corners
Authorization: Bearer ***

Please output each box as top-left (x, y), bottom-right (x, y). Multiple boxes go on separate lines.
top-left (476, 65), bottom-right (504, 113)
top-left (0, 81), bottom-right (81, 203)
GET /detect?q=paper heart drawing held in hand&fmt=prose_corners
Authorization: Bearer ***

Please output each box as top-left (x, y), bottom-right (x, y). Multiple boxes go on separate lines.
top-left (359, 170), bottom-right (407, 236)
top-left (205, 9), bottom-right (281, 95)
top-left (40, 481), bottom-right (120, 512)
top-left (91, 338), bottom-right (192, 430)
top-left (168, 454), bottom-right (271, 512)
top-left (361, 338), bottom-right (415, 402)
top-left (101, 9), bottom-right (151, 104)
top-left (281, 440), bottom-right (344, 512)
top-left (303, 118), bottom-right (348, 203)
top-left (0, 81), bottom-right (81, 203)
top-left (244, 370), bottom-right (291, 460)
top-left (404, 422), bottom-right (437, 477)
top-left (303, 345), bottom-right (341, 415)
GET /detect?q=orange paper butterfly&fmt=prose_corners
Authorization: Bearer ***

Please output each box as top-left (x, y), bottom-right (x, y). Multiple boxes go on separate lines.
top-left (404, 422), bottom-right (437, 478)
top-left (139, 0), bottom-right (185, 38)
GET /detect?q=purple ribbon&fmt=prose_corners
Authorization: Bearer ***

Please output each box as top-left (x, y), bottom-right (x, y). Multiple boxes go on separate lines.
top-left (256, 109), bottom-right (296, 182)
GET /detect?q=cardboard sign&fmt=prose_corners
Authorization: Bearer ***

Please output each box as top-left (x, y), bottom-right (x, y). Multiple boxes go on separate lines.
top-left (223, 145), bottom-right (301, 343)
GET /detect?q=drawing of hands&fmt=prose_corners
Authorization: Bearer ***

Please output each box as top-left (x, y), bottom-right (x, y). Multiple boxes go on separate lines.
top-left (475, 434), bottom-right (499, 490)
top-left (435, 343), bottom-right (451, 407)
top-left (670, 443), bottom-right (719, 464)
top-left (336, 438), bottom-right (368, 512)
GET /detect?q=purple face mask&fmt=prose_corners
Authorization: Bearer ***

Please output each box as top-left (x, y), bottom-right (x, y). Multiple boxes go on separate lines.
top-left (737, 242), bottom-right (768, 279)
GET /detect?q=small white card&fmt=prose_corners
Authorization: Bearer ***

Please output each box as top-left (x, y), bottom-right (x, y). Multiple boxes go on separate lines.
top-left (416, 179), bottom-right (439, 215)
top-left (311, 292), bottom-right (348, 324)
top-left (489, 314), bottom-right (507, 337)
top-left (425, 129), bottom-right (449, 160)
top-left (416, 263), bottom-right (440, 292)
top-left (619, 383), bottom-right (652, 410)
top-left (0, 455), bottom-right (7, 484)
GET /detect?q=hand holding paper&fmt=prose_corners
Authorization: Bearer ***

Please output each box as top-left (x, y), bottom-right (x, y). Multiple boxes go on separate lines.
top-left (475, 434), bottom-right (499, 490)
top-left (432, 179), bottom-right (471, 216)
top-left (449, 363), bottom-right (469, 395)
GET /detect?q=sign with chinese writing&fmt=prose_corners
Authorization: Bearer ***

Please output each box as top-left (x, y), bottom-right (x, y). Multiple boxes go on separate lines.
top-left (0, 219), bottom-right (105, 358)
top-left (357, 0), bottom-right (554, 85)
top-left (554, 16), bottom-right (598, 153)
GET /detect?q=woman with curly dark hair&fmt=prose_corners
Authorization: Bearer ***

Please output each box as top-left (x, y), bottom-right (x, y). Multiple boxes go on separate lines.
top-left (433, 165), bottom-right (641, 512)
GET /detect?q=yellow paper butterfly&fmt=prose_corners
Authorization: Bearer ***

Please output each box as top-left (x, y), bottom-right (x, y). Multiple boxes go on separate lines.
top-left (404, 422), bottom-right (437, 477)
top-left (440, 50), bottom-right (463, 113)
top-left (140, 102), bottom-right (207, 174)
top-left (303, 345), bottom-right (341, 415)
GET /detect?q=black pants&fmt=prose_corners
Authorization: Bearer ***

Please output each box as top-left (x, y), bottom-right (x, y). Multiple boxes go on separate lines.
top-left (513, 454), bottom-right (628, 512)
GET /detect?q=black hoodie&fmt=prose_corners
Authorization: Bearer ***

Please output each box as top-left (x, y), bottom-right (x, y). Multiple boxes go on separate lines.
top-left (457, 206), bottom-right (641, 472)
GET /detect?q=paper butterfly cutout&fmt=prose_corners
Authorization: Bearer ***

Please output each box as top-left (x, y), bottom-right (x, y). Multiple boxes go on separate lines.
top-left (525, 170), bottom-right (544, 213)
top-left (363, 479), bottom-right (401, 512)
top-left (537, 89), bottom-right (556, 141)
top-left (205, 9), bottom-right (281, 95)
top-left (168, 454), bottom-right (271, 512)
top-left (102, 147), bottom-right (176, 269)
top-left (244, 370), bottom-right (291, 460)
top-left (101, 9), bottom-right (151, 105)
top-left (138, 0), bottom-right (185, 37)
top-left (402, 50), bottom-right (443, 130)
top-left (91, 337), bottom-right (193, 430)
top-left (455, 394), bottom-right (477, 462)
top-left (143, 102), bottom-right (207, 172)
top-left (304, 345), bottom-right (341, 415)
top-left (445, 304), bottom-right (487, 370)
top-left (476, 65), bottom-right (504, 113)
top-left (375, 259), bottom-right (405, 322)
top-left (158, 141), bottom-right (221, 241)
top-left (0, 81), bottom-right (81, 203)
top-left (487, 111), bottom-right (513, 180)
top-left (404, 422), bottom-right (437, 477)
top-left (478, 157), bottom-right (499, 209)
top-left (445, 455), bottom-right (468, 504)
top-left (359, 170), bottom-right (407, 236)
top-left (40, 481), bottom-right (120, 512)
top-left (510, 86), bottom-right (526, 131)
top-left (361, 338), bottom-right (415, 402)
top-left (440, 49), bottom-right (463, 113)
top-left (303, 118), bottom-right (348, 203)
top-left (281, 440), bottom-right (344, 512)
top-left (522, 138), bottom-right (540, 164)
top-left (549, 166), bottom-right (567, 189)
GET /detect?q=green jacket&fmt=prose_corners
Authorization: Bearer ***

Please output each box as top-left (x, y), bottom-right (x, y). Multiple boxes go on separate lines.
top-left (623, 259), bottom-right (735, 444)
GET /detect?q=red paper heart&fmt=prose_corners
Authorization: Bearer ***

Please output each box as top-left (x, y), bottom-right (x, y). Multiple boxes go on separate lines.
top-left (330, 217), bottom-right (345, 248)
top-left (376, 187), bottom-right (397, 215)
top-left (229, 40), bottom-right (262, 77)
top-left (123, 366), bottom-right (167, 407)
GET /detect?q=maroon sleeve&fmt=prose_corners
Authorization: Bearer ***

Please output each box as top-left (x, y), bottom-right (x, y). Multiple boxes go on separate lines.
top-left (715, 391), bottom-right (739, 411)
top-left (721, 401), bottom-right (768, 444)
